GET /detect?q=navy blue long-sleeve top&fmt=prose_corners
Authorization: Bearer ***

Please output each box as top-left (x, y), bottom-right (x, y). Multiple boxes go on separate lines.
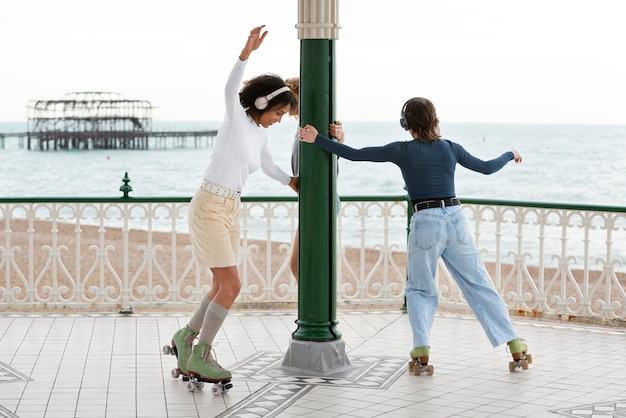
top-left (312, 134), bottom-right (514, 201)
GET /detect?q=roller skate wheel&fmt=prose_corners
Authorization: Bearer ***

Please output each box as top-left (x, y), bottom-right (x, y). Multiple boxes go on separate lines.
top-left (525, 353), bottom-right (533, 364)
top-left (407, 360), bottom-right (416, 373)
top-left (509, 361), bottom-right (516, 372)
top-left (162, 345), bottom-right (172, 355)
top-left (414, 364), bottom-right (434, 376)
top-left (170, 368), bottom-right (180, 379)
top-left (186, 381), bottom-right (197, 392)
top-left (212, 384), bottom-right (223, 396)
top-left (509, 359), bottom-right (529, 372)
top-left (196, 381), bottom-right (204, 391)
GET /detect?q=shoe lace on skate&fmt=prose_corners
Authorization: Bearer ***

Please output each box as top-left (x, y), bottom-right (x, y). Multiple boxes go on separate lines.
top-left (201, 344), bottom-right (226, 371)
top-left (184, 330), bottom-right (196, 349)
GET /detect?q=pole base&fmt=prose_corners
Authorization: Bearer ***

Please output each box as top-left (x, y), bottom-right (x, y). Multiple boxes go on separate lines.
top-left (280, 338), bottom-right (353, 376)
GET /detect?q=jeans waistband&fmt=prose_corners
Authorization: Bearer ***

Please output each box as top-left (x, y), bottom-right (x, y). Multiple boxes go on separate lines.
top-left (413, 198), bottom-right (460, 212)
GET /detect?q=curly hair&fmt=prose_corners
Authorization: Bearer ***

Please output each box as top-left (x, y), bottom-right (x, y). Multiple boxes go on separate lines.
top-left (401, 97), bottom-right (441, 141)
top-left (240, 74), bottom-right (298, 120)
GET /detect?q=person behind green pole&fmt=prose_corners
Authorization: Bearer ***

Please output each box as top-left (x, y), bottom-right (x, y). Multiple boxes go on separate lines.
top-left (168, 25), bottom-right (298, 384)
top-left (299, 97), bottom-right (532, 374)
top-left (284, 76), bottom-right (345, 282)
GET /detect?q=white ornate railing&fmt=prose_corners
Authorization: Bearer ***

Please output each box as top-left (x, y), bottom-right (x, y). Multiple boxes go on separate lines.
top-left (458, 201), bottom-right (626, 322)
top-left (1, 196), bottom-right (625, 323)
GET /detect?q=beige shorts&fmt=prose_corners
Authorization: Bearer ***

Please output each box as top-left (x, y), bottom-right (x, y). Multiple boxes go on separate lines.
top-left (188, 187), bottom-right (241, 268)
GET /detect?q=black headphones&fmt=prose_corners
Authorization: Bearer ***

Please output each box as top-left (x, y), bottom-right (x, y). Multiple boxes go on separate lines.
top-left (254, 86), bottom-right (291, 110)
top-left (399, 100), bottom-right (410, 130)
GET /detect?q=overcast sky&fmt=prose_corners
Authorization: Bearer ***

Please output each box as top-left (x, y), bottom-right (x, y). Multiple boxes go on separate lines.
top-left (1, 0), bottom-right (625, 124)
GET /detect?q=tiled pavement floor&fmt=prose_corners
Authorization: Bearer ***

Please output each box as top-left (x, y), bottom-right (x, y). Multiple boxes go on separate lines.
top-left (1, 310), bottom-right (625, 418)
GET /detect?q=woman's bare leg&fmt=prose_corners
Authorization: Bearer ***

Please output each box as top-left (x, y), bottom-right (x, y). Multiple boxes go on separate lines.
top-left (209, 266), bottom-right (241, 309)
top-left (290, 228), bottom-right (299, 282)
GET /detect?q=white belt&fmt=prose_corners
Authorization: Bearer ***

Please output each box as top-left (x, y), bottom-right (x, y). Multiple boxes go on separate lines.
top-left (201, 181), bottom-right (241, 199)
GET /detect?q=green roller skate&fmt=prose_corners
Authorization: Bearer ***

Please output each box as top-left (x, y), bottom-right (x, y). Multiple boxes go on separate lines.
top-left (408, 346), bottom-right (434, 376)
top-left (162, 326), bottom-right (198, 380)
top-left (507, 338), bottom-right (533, 372)
top-left (186, 342), bottom-right (233, 395)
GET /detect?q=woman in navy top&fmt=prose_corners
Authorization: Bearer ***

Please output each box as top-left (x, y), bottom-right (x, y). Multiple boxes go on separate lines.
top-left (299, 97), bottom-right (532, 374)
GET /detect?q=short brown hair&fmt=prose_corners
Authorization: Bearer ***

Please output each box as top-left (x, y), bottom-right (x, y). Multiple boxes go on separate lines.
top-left (401, 97), bottom-right (441, 140)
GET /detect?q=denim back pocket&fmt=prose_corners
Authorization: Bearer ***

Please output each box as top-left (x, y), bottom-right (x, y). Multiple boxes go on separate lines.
top-left (451, 212), bottom-right (474, 246)
top-left (411, 216), bottom-right (442, 250)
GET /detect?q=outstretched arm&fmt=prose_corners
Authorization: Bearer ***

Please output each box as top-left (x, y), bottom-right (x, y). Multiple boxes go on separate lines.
top-left (301, 123), bottom-right (345, 143)
top-left (239, 25), bottom-right (268, 61)
top-left (300, 124), bottom-right (399, 163)
top-left (454, 142), bottom-right (522, 174)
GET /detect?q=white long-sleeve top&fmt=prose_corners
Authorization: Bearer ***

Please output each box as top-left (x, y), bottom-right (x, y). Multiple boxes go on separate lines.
top-left (202, 58), bottom-right (291, 191)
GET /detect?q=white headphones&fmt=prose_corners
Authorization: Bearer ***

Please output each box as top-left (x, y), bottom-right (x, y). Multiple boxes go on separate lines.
top-left (254, 86), bottom-right (291, 110)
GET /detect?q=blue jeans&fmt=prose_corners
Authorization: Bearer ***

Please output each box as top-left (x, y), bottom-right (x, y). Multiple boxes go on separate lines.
top-left (405, 205), bottom-right (518, 349)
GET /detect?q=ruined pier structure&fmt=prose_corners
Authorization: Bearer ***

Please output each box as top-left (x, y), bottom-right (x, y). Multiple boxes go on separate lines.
top-left (24, 92), bottom-right (216, 150)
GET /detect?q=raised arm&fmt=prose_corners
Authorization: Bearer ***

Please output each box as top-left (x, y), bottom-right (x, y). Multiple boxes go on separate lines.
top-left (239, 25), bottom-right (268, 61)
top-left (225, 26), bottom-right (268, 116)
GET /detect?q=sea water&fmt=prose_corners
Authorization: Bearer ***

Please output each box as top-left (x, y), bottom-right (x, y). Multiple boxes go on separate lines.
top-left (2, 120), bottom-right (625, 204)
top-left (1, 120), bottom-right (626, 254)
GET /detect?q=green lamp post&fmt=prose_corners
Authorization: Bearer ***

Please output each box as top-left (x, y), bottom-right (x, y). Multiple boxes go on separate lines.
top-left (281, 0), bottom-right (351, 375)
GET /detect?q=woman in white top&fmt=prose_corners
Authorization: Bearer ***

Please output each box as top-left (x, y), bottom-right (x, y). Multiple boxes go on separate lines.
top-left (170, 26), bottom-right (298, 384)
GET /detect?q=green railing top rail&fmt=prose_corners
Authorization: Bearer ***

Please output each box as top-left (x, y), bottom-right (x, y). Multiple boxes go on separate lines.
top-left (1, 194), bottom-right (626, 213)
top-left (457, 197), bottom-right (626, 212)
top-left (1, 170), bottom-right (624, 212)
